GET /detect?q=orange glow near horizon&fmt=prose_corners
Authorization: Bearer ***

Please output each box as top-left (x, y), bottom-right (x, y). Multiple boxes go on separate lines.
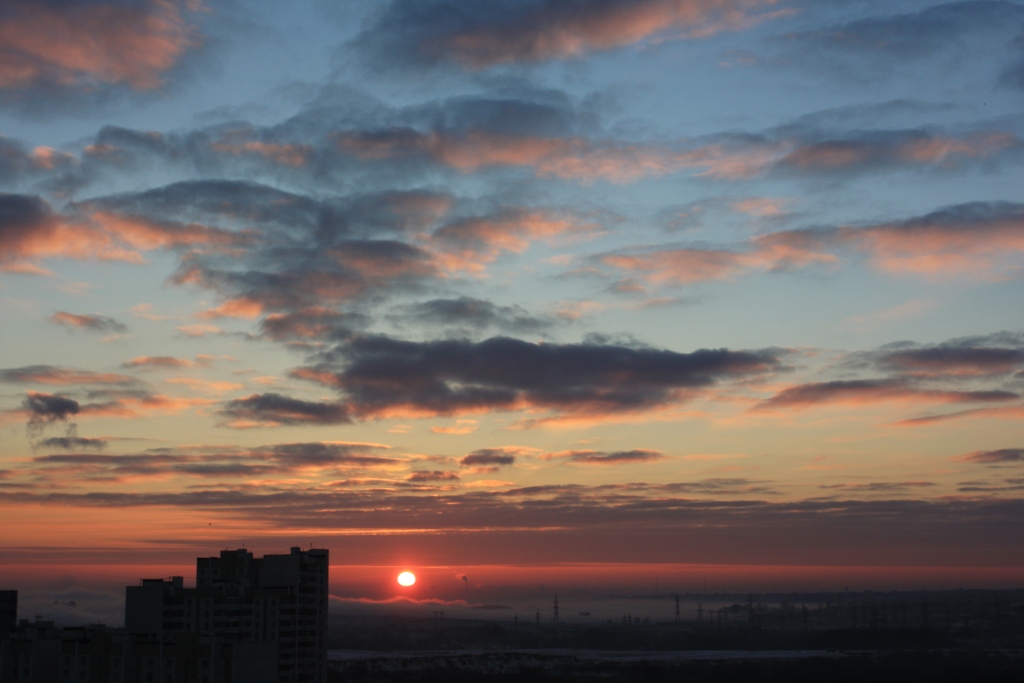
top-left (3, 561), bottom-right (1022, 589)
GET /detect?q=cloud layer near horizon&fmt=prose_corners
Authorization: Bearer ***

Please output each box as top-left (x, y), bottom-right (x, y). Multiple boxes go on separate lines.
top-left (2, 0), bottom-right (1024, 582)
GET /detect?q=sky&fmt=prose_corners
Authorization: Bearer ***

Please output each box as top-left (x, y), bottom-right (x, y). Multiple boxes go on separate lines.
top-left (1, 0), bottom-right (1024, 622)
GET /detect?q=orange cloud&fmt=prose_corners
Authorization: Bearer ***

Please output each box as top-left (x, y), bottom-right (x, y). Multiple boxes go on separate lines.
top-left (600, 241), bottom-right (835, 284)
top-left (340, 126), bottom-right (1016, 186)
top-left (50, 311), bottom-right (127, 333)
top-left (165, 378), bottom-right (244, 394)
top-left (0, 213), bottom-right (142, 271)
top-left (431, 208), bottom-right (603, 273)
top-left (210, 140), bottom-right (312, 167)
top-left (602, 202), bottom-right (1024, 287)
top-left (122, 356), bottom-right (198, 370)
top-left (0, 0), bottom-right (201, 91)
top-left (442, 0), bottom-right (785, 67)
top-left (1, 197), bottom-right (252, 274)
top-left (175, 324), bottom-right (221, 337)
top-left (82, 393), bottom-right (214, 418)
top-left (338, 130), bottom-right (780, 183)
top-left (430, 420), bottom-right (478, 435)
top-left (91, 212), bottom-right (248, 252)
top-left (842, 209), bottom-right (1024, 278)
top-left (28, 146), bottom-right (75, 170)
top-left (896, 132), bottom-right (1017, 164)
top-left (197, 297), bottom-right (264, 320)
top-left (0, 366), bottom-right (134, 386)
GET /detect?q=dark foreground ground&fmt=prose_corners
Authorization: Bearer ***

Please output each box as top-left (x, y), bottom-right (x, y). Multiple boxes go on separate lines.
top-left (327, 589), bottom-right (1024, 681)
top-left (328, 649), bottom-right (1024, 683)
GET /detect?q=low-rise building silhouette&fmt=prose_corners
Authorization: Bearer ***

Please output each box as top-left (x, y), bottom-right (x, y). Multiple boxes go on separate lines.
top-left (1, 620), bottom-right (265, 683)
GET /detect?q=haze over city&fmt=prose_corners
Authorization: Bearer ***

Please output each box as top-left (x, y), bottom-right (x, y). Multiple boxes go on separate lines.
top-left (1, 0), bottom-right (1023, 625)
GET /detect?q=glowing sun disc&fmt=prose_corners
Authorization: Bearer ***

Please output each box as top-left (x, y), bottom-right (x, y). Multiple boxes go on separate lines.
top-left (397, 571), bottom-right (416, 587)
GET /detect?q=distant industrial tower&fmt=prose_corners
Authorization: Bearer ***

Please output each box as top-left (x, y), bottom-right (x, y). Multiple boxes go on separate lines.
top-left (675, 593), bottom-right (680, 623)
top-left (553, 595), bottom-right (559, 624)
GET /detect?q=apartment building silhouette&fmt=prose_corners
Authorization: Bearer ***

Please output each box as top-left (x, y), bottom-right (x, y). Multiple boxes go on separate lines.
top-left (125, 547), bottom-right (329, 682)
top-left (0, 547), bottom-right (328, 683)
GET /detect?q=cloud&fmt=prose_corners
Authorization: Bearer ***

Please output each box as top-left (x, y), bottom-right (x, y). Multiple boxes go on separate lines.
top-left (5, 484), bottom-right (1022, 565)
top-left (0, 190), bottom-right (248, 275)
top-left (959, 448), bottom-right (1024, 464)
top-left (23, 391), bottom-right (80, 438)
top-left (776, 1), bottom-right (1024, 80)
top-left (346, 0), bottom-right (789, 71)
top-left (430, 419), bottom-right (478, 435)
top-left (430, 207), bottom-right (605, 272)
top-left (460, 448), bottom-right (518, 467)
top-left (408, 470), bottom-right (460, 482)
top-left (543, 448), bottom-right (666, 465)
top-left (264, 442), bottom-right (397, 468)
top-left (122, 356), bottom-right (198, 370)
top-left (49, 311), bottom-right (128, 334)
top-left (0, 0), bottom-right (203, 108)
top-left (389, 297), bottom-right (553, 334)
top-left (597, 202), bottom-right (1024, 286)
top-left (334, 119), bottom-right (1018, 185)
top-left (775, 130), bottom-right (1018, 174)
top-left (292, 334), bottom-right (781, 423)
top-left (820, 481), bottom-right (936, 493)
top-left (656, 477), bottom-right (774, 495)
top-left (0, 137), bottom-right (76, 190)
top-left (135, 188), bottom-right (450, 318)
top-left (208, 137), bottom-right (312, 168)
top-left (0, 193), bottom-right (137, 271)
top-left (597, 241), bottom-right (835, 285)
top-left (84, 210), bottom-right (251, 253)
top-left (165, 377), bottom-right (243, 394)
top-left (219, 393), bottom-right (352, 428)
top-left (755, 379), bottom-right (1018, 411)
top-left (21, 441), bottom-right (399, 483)
top-left (259, 308), bottom-right (366, 343)
top-left (0, 365), bottom-right (136, 386)
top-left (890, 404), bottom-right (1024, 428)
top-left (876, 345), bottom-right (1024, 378)
top-left (335, 128), bottom-right (770, 183)
top-left (773, 201), bottom-right (1024, 278)
top-left (34, 436), bottom-right (108, 451)
top-left (3, 386), bottom-right (214, 434)
top-left (175, 324), bottom-right (221, 337)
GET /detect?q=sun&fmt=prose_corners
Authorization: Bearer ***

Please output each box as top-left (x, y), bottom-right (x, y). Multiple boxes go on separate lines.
top-left (397, 571), bottom-right (416, 587)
